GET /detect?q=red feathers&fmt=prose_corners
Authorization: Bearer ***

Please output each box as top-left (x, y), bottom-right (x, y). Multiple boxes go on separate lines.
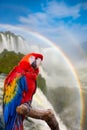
top-left (3, 53), bottom-right (43, 130)
top-left (20, 53), bottom-right (43, 65)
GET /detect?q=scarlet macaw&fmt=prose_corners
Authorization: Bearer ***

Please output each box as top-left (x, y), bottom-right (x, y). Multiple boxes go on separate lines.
top-left (3, 53), bottom-right (43, 130)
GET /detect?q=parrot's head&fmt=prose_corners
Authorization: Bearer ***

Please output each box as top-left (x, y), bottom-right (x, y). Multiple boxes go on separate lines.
top-left (19, 53), bottom-right (43, 70)
top-left (29, 53), bottom-right (43, 69)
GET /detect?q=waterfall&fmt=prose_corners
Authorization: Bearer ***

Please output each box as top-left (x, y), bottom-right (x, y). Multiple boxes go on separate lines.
top-left (0, 32), bottom-right (30, 54)
top-left (0, 33), bottom-right (8, 52)
top-left (0, 32), bottom-right (45, 54)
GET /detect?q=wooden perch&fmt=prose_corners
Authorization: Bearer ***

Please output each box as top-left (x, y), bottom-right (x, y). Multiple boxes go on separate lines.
top-left (16, 104), bottom-right (60, 130)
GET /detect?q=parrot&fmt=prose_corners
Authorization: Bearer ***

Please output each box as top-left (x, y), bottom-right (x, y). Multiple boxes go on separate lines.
top-left (3, 53), bottom-right (43, 130)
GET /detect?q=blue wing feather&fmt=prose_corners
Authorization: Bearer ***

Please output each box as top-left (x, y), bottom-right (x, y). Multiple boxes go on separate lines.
top-left (3, 75), bottom-right (28, 130)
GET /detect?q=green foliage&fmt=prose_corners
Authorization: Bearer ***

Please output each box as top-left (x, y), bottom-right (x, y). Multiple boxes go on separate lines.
top-left (37, 74), bottom-right (47, 94)
top-left (0, 49), bottom-right (24, 74)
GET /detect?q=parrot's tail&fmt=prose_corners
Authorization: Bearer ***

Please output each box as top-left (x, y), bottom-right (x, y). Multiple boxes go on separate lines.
top-left (12, 113), bottom-right (23, 130)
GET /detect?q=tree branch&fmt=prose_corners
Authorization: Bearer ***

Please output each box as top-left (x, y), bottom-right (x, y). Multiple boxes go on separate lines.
top-left (16, 104), bottom-right (60, 130)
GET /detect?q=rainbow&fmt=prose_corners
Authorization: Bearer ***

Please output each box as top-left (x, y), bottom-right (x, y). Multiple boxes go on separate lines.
top-left (0, 24), bottom-right (84, 130)
top-left (27, 30), bottom-right (84, 130)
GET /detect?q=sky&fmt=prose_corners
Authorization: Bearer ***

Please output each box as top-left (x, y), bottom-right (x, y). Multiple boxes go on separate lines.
top-left (0, 0), bottom-right (87, 61)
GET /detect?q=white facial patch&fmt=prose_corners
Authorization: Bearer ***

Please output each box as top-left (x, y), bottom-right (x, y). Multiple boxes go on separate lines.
top-left (29, 56), bottom-right (35, 64)
top-left (36, 58), bottom-right (41, 67)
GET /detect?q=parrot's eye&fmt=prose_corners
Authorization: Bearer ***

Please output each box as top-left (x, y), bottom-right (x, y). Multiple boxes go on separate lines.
top-left (29, 56), bottom-right (35, 64)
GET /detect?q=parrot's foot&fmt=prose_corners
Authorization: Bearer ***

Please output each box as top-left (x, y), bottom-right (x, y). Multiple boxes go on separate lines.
top-left (16, 104), bottom-right (29, 115)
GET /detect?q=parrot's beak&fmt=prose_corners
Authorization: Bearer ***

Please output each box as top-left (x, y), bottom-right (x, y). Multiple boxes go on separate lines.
top-left (31, 58), bottom-right (42, 69)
